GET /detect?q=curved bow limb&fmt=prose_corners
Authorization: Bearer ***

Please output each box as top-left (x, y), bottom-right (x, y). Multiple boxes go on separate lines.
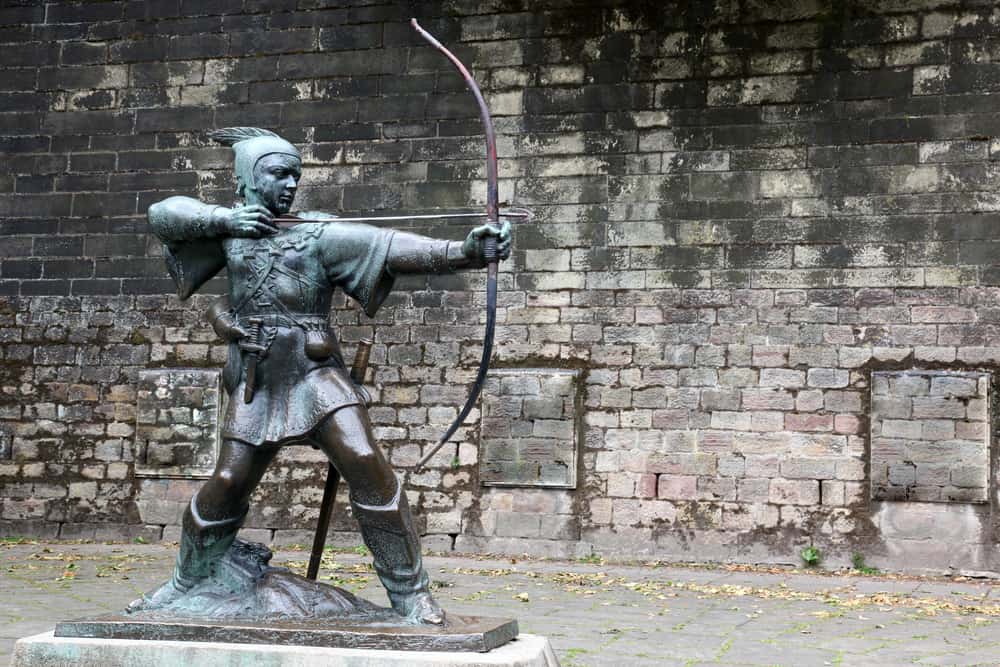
top-left (410, 18), bottom-right (502, 470)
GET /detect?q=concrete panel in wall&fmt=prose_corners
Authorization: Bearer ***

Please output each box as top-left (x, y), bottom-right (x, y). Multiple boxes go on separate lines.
top-left (479, 369), bottom-right (580, 489)
top-left (133, 369), bottom-right (221, 479)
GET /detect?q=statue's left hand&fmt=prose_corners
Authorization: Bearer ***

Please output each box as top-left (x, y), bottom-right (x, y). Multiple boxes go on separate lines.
top-left (462, 221), bottom-right (511, 266)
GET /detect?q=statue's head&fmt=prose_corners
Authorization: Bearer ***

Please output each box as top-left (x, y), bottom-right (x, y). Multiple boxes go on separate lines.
top-left (209, 127), bottom-right (302, 215)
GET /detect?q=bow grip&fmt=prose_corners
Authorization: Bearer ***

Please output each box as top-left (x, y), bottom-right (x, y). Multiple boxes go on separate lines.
top-left (483, 235), bottom-right (499, 264)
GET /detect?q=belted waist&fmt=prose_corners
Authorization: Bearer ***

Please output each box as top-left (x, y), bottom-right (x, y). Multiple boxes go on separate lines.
top-left (235, 313), bottom-right (329, 330)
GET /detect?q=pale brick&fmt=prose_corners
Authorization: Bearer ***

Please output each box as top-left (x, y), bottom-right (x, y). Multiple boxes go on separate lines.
top-left (780, 457), bottom-right (836, 479)
top-left (636, 473), bottom-right (657, 499)
top-left (737, 478), bottom-right (770, 502)
top-left (607, 472), bottom-right (636, 497)
top-left (784, 413), bottom-right (833, 432)
top-left (807, 368), bottom-right (849, 388)
top-left (769, 479), bottom-right (820, 505)
top-left (760, 368), bottom-right (805, 388)
top-left (657, 475), bottom-right (697, 500)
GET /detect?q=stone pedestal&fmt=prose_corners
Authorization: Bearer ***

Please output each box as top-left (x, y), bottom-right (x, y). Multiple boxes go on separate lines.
top-left (11, 631), bottom-right (560, 666)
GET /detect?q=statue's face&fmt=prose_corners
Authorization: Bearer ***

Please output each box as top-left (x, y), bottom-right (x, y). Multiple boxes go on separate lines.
top-left (250, 153), bottom-right (302, 215)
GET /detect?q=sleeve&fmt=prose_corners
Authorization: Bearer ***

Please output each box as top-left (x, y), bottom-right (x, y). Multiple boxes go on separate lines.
top-left (148, 196), bottom-right (227, 300)
top-left (320, 223), bottom-right (396, 318)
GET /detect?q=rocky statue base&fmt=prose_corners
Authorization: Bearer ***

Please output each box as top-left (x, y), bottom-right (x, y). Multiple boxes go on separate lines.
top-left (41, 540), bottom-right (520, 655)
top-left (118, 539), bottom-right (398, 622)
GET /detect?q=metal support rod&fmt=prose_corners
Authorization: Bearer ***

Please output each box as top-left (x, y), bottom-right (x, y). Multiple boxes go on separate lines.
top-left (306, 465), bottom-right (340, 581)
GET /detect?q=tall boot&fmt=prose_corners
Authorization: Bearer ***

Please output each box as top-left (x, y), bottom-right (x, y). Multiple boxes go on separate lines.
top-left (351, 484), bottom-right (445, 624)
top-left (126, 495), bottom-right (247, 613)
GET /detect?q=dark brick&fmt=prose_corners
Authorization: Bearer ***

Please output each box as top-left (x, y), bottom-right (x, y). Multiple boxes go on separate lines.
top-left (0, 195), bottom-right (72, 218)
top-left (318, 24), bottom-right (383, 51)
top-left (0, 68), bottom-right (38, 92)
top-left (124, 0), bottom-right (181, 20)
top-left (69, 153), bottom-right (117, 173)
top-left (229, 29), bottom-right (314, 56)
top-left (221, 14), bottom-right (268, 33)
top-left (214, 103), bottom-right (282, 128)
top-left (122, 277), bottom-right (179, 294)
top-left (41, 111), bottom-right (134, 136)
top-left (0, 5), bottom-right (44, 26)
top-left (838, 69), bottom-right (913, 99)
top-left (181, 0), bottom-right (244, 15)
top-left (809, 144), bottom-right (918, 168)
top-left (71, 279), bottom-right (122, 295)
top-left (280, 100), bottom-right (357, 126)
top-left (277, 49), bottom-right (406, 79)
top-left (72, 193), bottom-right (138, 217)
top-left (1, 261), bottom-right (41, 279)
top-left (358, 95), bottom-right (426, 122)
top-left (129, 61), bottom-right (202, 87)
top-left (869, 116), bottom-right (965, 143)
top-left (20, 280), bottom-right (71, 296)
top-left (34, 236), bottom-right (84, 257)
top-left (0, 93), bottom-right (52, 112)
top-left (2, 42), bottom-right (60, 67)
top-left (167, 34), bottom-right (228, 60)
top-left (43, 260), bottom-right (95, 279)
top-left (727, 246), bottom-right (793, 269)
top-left (524, 85), bottom-right (653, 114)
top-left (316, 76), bottom-right (380, 99)
top-left (109, 37), bottom-right (170, 63)
top-left (37, 66), bottom-right (125, 91)
top-left (15, 175), bottom-right (53, 194)
top-left (85, 235), bottom-right (150, 257)
top-left (313, 123), bottom-right (380, 142)
top-left (0, 112), bottom-right (40, 135)
top-left (95, 258), bottom-right (164, 278)
top-left (48, 2), bottom-right (124, 23)
top-left (691, 172), bottom-right (756, 200)
top-left (109, 172), bottom-right (198, 192)
top-left (135, 16), bottom-right (223, 37)
top-left (342, 184), bottom-right (403, 211)
top-left (55, 174), bottom-right (108, 192)
top-left (135, 108), bottom-right (213, 132)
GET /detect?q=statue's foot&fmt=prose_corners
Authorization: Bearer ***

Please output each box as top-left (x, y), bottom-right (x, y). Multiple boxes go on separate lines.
top-left (396, 591), bottom-right (446, 625)
top-left (124, 579), bottom-right (189, 614)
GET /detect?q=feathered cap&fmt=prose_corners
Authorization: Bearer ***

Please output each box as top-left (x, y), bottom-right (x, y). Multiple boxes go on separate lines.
top-left (208, 127), bottom-right (300, 198)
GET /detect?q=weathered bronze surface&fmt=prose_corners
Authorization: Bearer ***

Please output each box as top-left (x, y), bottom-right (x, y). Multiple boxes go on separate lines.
top-left (118, 19), bottom-right (519, 646)
top-left (55, 615), bottom-right (519, 653)
top-left (133, 124), bottom-right (510, 627)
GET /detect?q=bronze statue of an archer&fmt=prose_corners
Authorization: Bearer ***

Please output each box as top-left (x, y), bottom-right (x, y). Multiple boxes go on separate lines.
top-left (128, 126), bottom-right (511, 625)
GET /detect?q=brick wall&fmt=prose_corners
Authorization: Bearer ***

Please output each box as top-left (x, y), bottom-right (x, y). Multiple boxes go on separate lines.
top-left (3, 0), bottom-right (1000, 572)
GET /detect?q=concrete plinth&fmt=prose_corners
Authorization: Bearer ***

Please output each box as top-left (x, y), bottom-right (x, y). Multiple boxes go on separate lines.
top-left (11, 631), bottom-right (560, 667)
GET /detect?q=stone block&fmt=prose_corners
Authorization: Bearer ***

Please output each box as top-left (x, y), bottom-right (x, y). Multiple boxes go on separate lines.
top-left (769, 479), bottom-right (820, 505)
top-left (657, 475), bottom-right (697, 500)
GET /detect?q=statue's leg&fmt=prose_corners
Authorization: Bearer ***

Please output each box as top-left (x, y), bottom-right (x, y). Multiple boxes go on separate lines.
top-left (126, 439), bottom-right (279, 613)
top-left (313, 405), bottom-right (445, 625)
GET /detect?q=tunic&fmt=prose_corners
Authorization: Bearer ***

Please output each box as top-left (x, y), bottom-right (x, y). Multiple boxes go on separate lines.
top-left (151, 200), bottom-right (397, 447)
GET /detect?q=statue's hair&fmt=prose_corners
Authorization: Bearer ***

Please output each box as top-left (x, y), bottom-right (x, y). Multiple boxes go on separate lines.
top-left (208, 127), bottom-right (279, 146)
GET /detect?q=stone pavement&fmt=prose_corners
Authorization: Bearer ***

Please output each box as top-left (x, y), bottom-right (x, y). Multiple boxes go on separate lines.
top-left (2, 539), bottom-right (1000, 666)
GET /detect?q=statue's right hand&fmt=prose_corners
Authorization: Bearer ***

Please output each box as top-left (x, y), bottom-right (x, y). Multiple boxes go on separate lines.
top-left (214, 205), bottom-right (278, 238)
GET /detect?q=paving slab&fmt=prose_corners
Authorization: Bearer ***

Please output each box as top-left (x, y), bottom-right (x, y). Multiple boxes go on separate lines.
top-left (2, 540), bottom-right (1000, 666)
